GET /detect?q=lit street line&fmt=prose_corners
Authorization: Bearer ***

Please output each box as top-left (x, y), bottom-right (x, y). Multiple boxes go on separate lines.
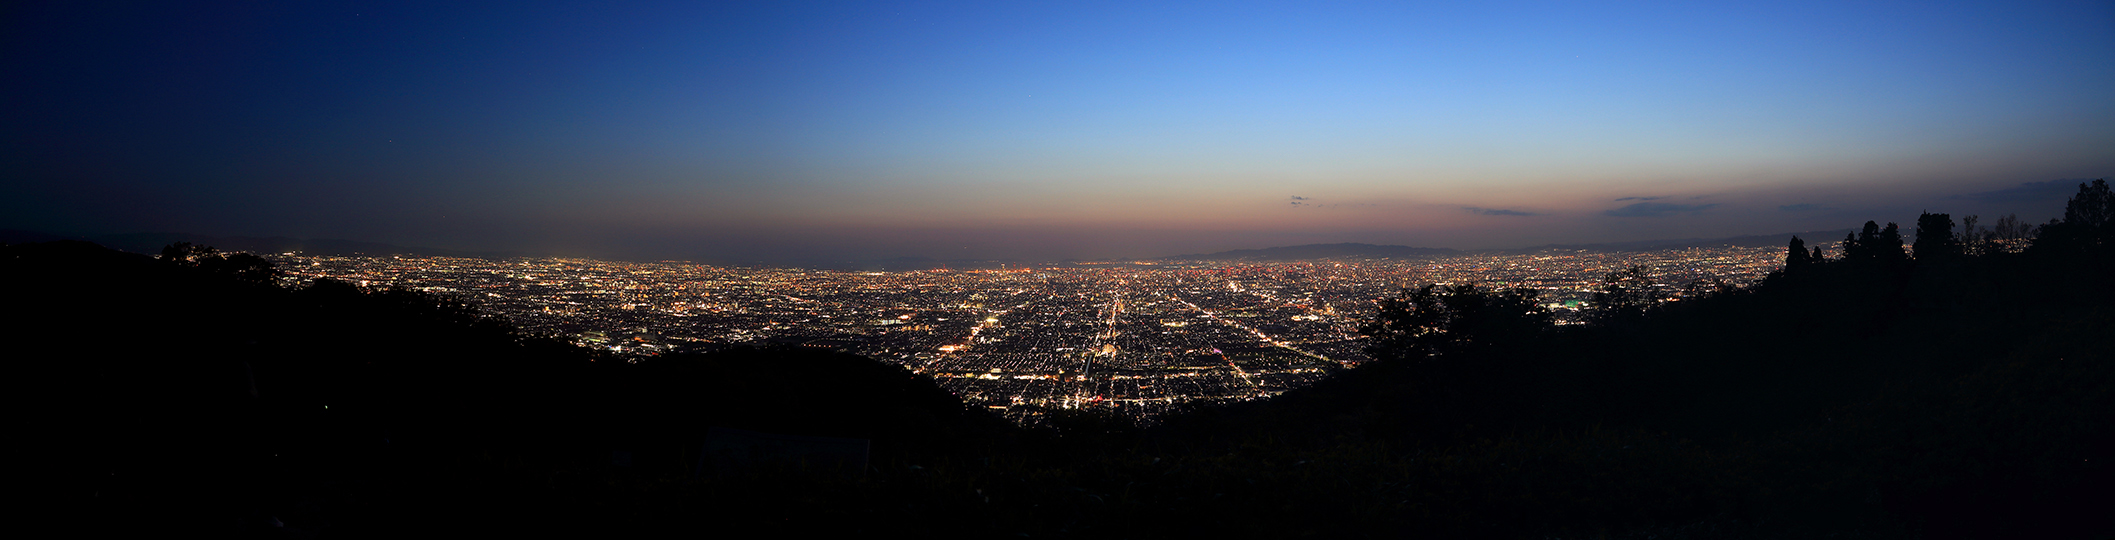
top-left (266, 245), bottom-right (1789, 423)
top-left (1168, 293), bottom-right (1346, 368)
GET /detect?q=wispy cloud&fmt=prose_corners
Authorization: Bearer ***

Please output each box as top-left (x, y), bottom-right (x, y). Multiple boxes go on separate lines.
top-left (1285, 195), bottom-right (1370, 209)
top-left (1947, 178), bottom-right (2093, 203)
top-left (1778, 203), bottom-right (1824, 212)
top-left (1605, 202), bottom-right (1719, 217)
top-left (1614, 196), bottom-right (1664, 202)
top-left (1463, 206), bottom-right (1539, 216)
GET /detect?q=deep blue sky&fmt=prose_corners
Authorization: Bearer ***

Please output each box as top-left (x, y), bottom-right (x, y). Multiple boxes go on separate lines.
top-left (6, 1), bottom-right (2111, 262)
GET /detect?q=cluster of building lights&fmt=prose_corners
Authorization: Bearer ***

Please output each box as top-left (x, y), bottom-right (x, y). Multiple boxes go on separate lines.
top-left (269, 245), bottom-right (1788, 424)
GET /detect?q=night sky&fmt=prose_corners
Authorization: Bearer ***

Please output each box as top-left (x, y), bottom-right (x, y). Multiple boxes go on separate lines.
top-left (5, 1), bottom-right (2111, 263)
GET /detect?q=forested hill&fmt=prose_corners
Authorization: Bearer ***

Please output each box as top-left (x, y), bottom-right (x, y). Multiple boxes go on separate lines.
top-left (1165, 183), bottom-right (2114, 537)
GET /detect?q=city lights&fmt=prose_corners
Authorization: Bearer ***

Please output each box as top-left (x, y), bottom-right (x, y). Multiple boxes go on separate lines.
top-left (270, 245), bottom-right (1785, 424)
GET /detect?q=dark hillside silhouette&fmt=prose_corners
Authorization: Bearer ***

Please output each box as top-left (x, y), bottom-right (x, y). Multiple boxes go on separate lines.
top-left (9, 241), bottom-right (999, 535)
top-left (15, 179), bottom-right (2112, 538)
top-left (1164, 179), bottom-right (2113, 537)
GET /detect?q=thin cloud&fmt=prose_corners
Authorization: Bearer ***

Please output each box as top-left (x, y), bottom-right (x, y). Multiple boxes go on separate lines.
top-left (1779, 203), bottom-right (1824, 212)
top-left (1463, 206), bottom-right (1539, 216)
top-left (1948, 178), bottom-right (2095, 203)
top-left (1606, 202), bottom-right (1719, 217)
top-left (1285, 196), bottom-right (1371, 209)
top-left (1614, 196), bottom-right (1664, 202)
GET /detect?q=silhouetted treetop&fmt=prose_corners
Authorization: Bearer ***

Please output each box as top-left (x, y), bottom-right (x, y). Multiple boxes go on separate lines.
top-left (2033, 178), bottom-right (2113, 254)
top-left (2062, 178), bottom-right (2112, 230)
top-left (1591, 265), bottom-right (1657, 324)
top-left (1913, 212), bottom-right (1958, 261)
top-left (1840, 221), bottom-right (1906, 265)
top-left (1360, 283), bottom-right (1547, 362)
top-left (1783, 235), bottom-right (1825, 274)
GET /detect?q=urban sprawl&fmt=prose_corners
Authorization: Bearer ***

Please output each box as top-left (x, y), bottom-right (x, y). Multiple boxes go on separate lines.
top-left (269, 247), bottom-right (1791, 424)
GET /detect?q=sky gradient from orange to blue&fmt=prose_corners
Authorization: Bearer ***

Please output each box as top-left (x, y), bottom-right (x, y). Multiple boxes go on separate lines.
top-left (5, 1), bottom-right (2112, 262)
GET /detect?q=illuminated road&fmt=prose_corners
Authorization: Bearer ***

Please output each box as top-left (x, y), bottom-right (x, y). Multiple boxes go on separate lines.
top-left (1166, 292), bottom-right (1349, 368)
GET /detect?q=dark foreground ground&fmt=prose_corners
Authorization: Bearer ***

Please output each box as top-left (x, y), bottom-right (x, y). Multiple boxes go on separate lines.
top-left (16, 189), bottom-right (2114, 537)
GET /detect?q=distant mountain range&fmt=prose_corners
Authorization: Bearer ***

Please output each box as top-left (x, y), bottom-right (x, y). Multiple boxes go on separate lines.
top-left (1159, 243), bottom-right (1463, 261)
top-left (3, 228), bottom-right (1861, 266)
top-left (0, 230), bottom-right (516, 259)
top-left (1154, 230), bottom-right (1856, 262)
top-left (1504, 229), bottom-right (1857, 253)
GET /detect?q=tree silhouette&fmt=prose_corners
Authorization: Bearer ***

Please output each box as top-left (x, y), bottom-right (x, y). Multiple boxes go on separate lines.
top-left (1842, 221), bottom-right (1878, 260)
top-left (2033, 178), bottom-right (2113, 254)
top-left (1960, 213), bottom-right (2034, 255)
top-left (1841, 221), bottom-right (1906, 265)
top-left (1878, 222), bottom-right (1905, 262)
top-left (1360, 283), bottom-right (1547, 361)
top-left (1912, 212), bottom-right (1958, 261)
top-left (1991, 214), bottom-right (2031, 253)
top-left (2063, 178), bottom-right (2113, 230)
top-left (1784, 236), bottom-right (1813, 271)
top-left (1957, 215), bottom-right (1986, 255)
top-left (1591, 265), bottom-right (1656, 324)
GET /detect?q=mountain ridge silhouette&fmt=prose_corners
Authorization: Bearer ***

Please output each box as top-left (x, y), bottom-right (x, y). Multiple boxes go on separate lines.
top-left (2, 228), bottom-right (1875, 265)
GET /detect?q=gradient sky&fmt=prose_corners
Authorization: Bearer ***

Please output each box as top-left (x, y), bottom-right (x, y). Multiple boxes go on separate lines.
top-left (6, 1), bottom-right (2112, 263)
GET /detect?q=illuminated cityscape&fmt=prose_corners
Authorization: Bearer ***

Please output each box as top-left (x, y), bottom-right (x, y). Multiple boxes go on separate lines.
top-left (268, 245), bottom-right (1792, 424)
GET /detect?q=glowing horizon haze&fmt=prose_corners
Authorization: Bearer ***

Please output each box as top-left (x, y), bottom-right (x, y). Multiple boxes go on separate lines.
top-left (5, 1), bottom-right (2111, 262)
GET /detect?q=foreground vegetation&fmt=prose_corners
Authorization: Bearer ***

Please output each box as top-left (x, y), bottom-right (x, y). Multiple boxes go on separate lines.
top-left (18, 181), bottom-right (2111, 538)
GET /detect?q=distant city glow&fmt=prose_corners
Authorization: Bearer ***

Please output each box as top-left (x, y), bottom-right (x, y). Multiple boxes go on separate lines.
top-left (271, 244), bottom-right (1785, 423)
